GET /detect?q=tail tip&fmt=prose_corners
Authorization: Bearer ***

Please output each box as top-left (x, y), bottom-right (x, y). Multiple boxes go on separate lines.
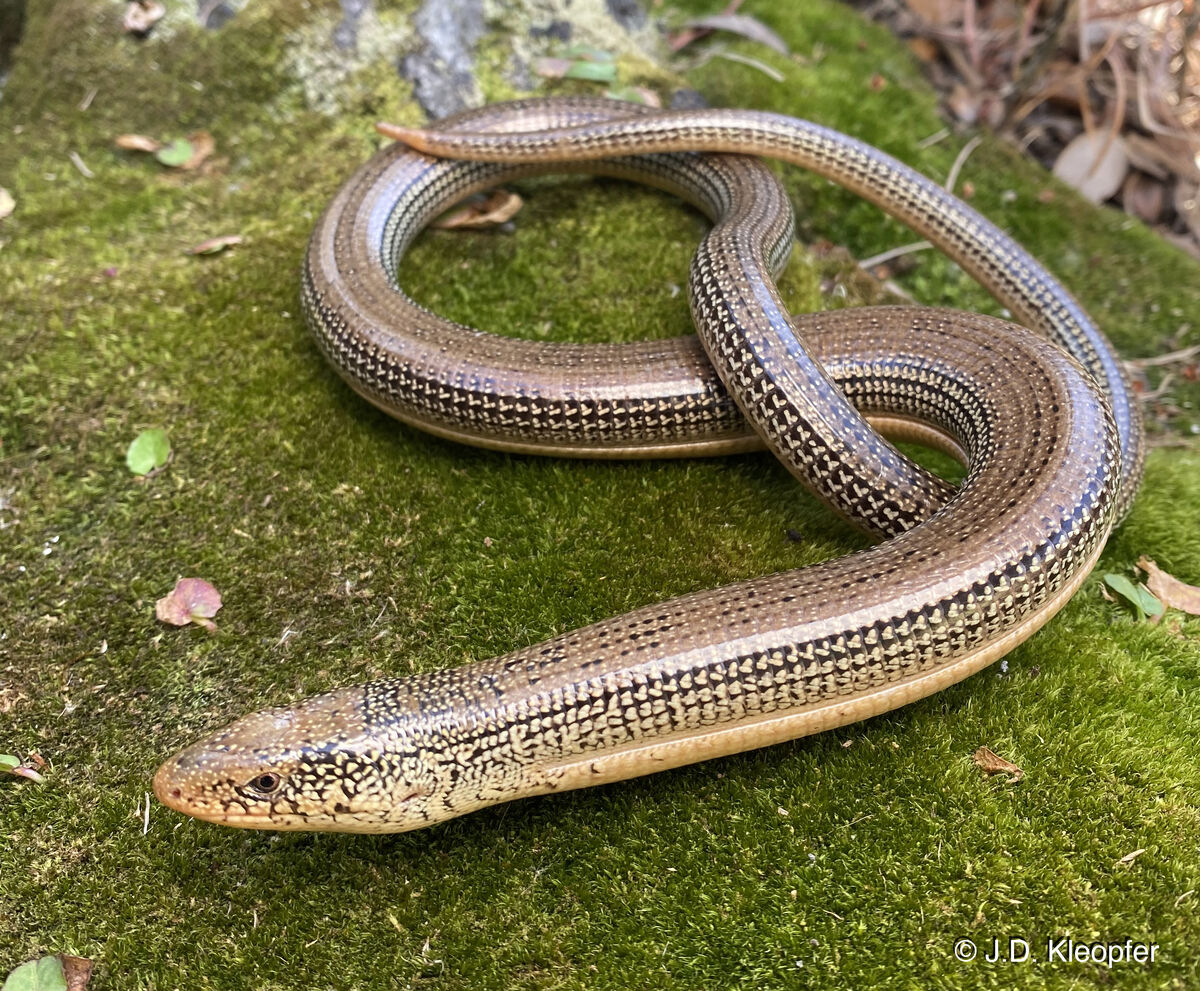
top-left (375, 121), bottom-right (432, 152)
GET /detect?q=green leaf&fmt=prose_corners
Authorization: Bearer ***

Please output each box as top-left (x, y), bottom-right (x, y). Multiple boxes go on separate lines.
top-left (2, 956), bottom-right (67, 991)
top-left (1103, 573), bottom-right (1164, 621)
top-left (605, 85), bottom-right (649, 105)
top-left (126, 428), bottom-right (171, 475)
top-left (562, 44), bottom-right (614, 61)
top-left (0, 755), bottom-right (18, 771)
top-left (564, 60), bottom-right (618, 83)
top-left (155, 138), bottom-right (193, 167)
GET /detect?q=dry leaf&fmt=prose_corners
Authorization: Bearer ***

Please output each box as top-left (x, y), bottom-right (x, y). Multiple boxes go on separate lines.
top-left (156, 577), bottom-right (223, 631)
top-left (1174, 181), bottom-right (1200, 242)
top-left (681, 14), bottom-right (789, 55)
top-left (606, 85), bottom-right (662, 108)
top-left (1121, 171), bottom-right (1165, 223)
top-left (973, 746), bottom-right (1024, 782)
top-left (1116, 848), bottom-right (1146, 864)
top-left (1122, 133), bottom-right (1177, 182)
top-left (669, 0), bottom-right (745, 51)
top-left (534, 57), bottom-right (573, 79)
top-left (114, 134), bottom-right (162, 153)
top-left (180, 130), bottom-right (215, 171)
top-left (906, 37), bottom-right (939, 62)
top-left (947, 83), bottom-right (979, 126)
top-left (1, 753), bottom-right (46, 783)
top-left (433, 190), bottom-right (523, 229)
top-left (187, 234), bottom-right (242, 255)
top-left (1052, 131), bottom-right (1129, 203)
top-left (1138, 557), bottom-right (1200, 618)
top-left (0, 186), bottom-right (13, 221)
top-left (123, 0), bottom-right (165, 35)
top-left (62, 955), bottom-right (95, 991)
top-left (115, 131), bottom-right (213, 169)
top-left (1125, 130), bottom-right (1200, 184)
top-left (903, 0), bottom-right (961, 27)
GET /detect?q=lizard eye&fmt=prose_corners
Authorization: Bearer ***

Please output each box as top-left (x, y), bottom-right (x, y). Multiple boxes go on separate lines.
top-left (246, 772), bottom-right (282, 795)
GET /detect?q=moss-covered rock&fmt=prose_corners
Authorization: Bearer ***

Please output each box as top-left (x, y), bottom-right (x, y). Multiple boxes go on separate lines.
top-left (2, 1), bottom-right (1198, 988)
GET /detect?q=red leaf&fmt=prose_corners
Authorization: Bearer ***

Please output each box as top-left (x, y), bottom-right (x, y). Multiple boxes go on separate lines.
top-left (156, 578), bottom-right (223, 631)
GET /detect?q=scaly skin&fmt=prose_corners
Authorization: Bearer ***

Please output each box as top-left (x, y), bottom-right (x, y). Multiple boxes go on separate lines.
top-left (154, 100), bottom-right (1135, 833)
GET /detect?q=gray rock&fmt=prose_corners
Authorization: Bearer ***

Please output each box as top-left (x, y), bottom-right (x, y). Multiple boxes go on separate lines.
top-left (669, 88), bottom-right (708, 110)
top-left (198, 0), bottom-right (237, 30)
top-left (400, 0), bottom-right (485, 119)
top-left (605, 0), bottom-right (645, 32)
top-left (332, 0), bottom-right (373, 51)
top-left (530, 19), bottom-right (572, 42)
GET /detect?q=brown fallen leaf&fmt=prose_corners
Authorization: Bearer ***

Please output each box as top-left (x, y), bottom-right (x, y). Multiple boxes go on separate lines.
top-left (156, 577), bottom-right (222, 631)
top-left (1174, 181), bottom-right (1200, 243)
top-left (62, 954), bottom-right (95, 991)
top-left (1122, 171), bottom-right (1165, 223)
top-left (115, 131), bottom-right (214, 170)
top-left (681, 13), bottom-right (789, 55)
top-left (903, 0), bottom-right (961, 27)
top-left (433, 190), bottom-right (523, 229)
top-left (187, 234), bottom-right (243, 255)
top-left (1138, 557), bottom-right (1200, 619)
top-left (115, 133), bottom-right (162, 153)
top-left (669, 0), bottom-right (745, 51)
top-left (123, 0), bottom-right (165, 35)
top-left (180, 130), bottom-right (215, 171)
top-left (906, 37), bottom-right (939, 62)
top-left (946, 82), bottom-right (979, 125)
top-left (973, 746), bottom-right (1024, 782)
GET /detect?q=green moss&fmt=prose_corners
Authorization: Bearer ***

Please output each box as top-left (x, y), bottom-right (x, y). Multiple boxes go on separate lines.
top-left (2, 0), bottom-right (1199, 988)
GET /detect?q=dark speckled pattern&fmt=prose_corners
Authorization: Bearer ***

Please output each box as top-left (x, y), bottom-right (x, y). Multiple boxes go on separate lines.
top-left (154, 100), bottom-right (1137, 833)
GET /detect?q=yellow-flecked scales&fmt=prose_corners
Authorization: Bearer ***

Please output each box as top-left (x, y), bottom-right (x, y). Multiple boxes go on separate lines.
top-left (153, 98), bottom-right (1140, 833)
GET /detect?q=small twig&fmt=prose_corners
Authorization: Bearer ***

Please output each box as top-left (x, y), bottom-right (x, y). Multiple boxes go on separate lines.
top-left (1078, 32), bottom-right (1121, 137)
top-left (1138, 372), bottom-right (1175, 401)
top-left (964, 0), bottom-right (982, 76)
top-left (858, 240), bottom-right (932, 270)
top-left (1017, 122), bottom-right (1047, 152)
top-left (917, 127), bottom-right (951, 149)
top-left (1006, 0), bottom-right (1074, 125)
top-left (945, 135), bottom-right (983, 193)
top-left (879, 278), bottom-right (917, 302)
top-left (668, 0), bottom-right (745, 51)
top-left (1126, 344), bottom-right (1200, 368)
top-left (941, 39), bottom-right (985, 90)
top-left (68, 151), bottom-right (94, 179)
top-left (1148, 436), bottom-right (1198, 450)
top-left (1010, 0), bottom-right (1042, 79)
top-left (1134, 53), bottom-right (1198, 140)
top-left (1083, 50), bottom-right (1127, 182)
top-left (712, 49), bottom-right (785, 82)
top-left (1077, 0), bottom-right (1090, 66)
top-left (1178, 0), bottom-right (1200, 103)
top-left (78, 87), bottom-right (98, 112)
